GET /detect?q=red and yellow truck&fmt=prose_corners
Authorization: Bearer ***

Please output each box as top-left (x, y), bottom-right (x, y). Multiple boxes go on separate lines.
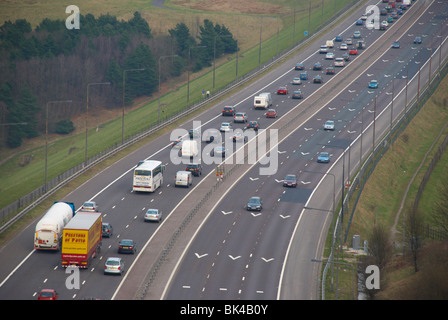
top-left (61, 212), bottom-right (102, 268)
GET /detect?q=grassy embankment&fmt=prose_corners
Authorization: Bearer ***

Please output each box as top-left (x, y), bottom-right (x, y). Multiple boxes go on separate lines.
top-left (321, 70), bottom-right (448, 300)
top-left (0, 0), bottom-right (354, 209)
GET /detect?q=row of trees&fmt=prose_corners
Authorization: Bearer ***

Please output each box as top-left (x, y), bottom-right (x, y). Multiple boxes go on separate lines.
top-left (0, 13), bottom-right (237, 148)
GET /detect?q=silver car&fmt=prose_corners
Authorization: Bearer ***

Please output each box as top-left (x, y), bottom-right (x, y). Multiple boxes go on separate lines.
top-left (233, 112), bottom-right (248, 123)
top-left (144, 208), bottom-right (162, 222)
top-left (220, 122), bottom-right (232, 132)
top-left (104, 257), bottom-right (124, 275)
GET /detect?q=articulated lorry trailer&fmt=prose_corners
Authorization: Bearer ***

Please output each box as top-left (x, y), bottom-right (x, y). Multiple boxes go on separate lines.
top-left (34, 201), bottom-right (75, 250)
top-left (61, 212), bottom-right (102, 268)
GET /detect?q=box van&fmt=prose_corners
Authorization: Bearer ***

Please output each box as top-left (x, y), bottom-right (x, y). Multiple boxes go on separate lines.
top-left (181, 140), bottom-right (198, 158)
top-left (253, 92), bottom-right (272, 110)
top-left (175, 171), bottom-right (192, 187)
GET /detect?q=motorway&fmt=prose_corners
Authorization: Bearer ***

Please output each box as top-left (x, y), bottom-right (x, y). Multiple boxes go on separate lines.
top-left (0, 0), bottom-right (447, 301)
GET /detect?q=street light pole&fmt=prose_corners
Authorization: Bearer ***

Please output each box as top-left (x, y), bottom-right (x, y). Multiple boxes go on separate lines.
top-left (187, 46), bottom-right (206, 106)
top-left (158, 55), bottom-right (177, 122)
top-left (213, 34), bottom-right (232, 92)
top-left (45, 100), bottom-right (72, 192)
top-left (85, 82), bottom-right (110, 165)
top-left (122, 68), bottom-right (144, 144)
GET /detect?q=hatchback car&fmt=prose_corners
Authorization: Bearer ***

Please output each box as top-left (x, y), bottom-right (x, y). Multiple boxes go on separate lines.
top-left (319, 45), bottom-right (328, 53)
top-left (313, 75), bottom-right (323, 84)
top-left (325, 52), bottom-right (335, 60)
top-left (266, 109), bottom-right (277, 118)
top-left (345, 38), bottom-right (353, 45)
top-left (340, 43), bottom-right (348, 50)
top-left (295, 62), bottom-right (304, 70)
top-left (353, 31), bottom-right (361, 38)
top-left (326, 67), bottom-right (335, 75)
top-left (233, 131), bottom-right (248, 143)
top-left (283, 174), bottom-right (297, 188)
top-left (392, 40), bottom-right (400, 48)
top-left (413, 36), bottom-right (422, 44)
top-left (220, 122), bottom-right (232, 132)
top-left (313, 62), bottom-right (322, 70)
top-left (186, 163), bottom-right (202, 176)
top-left (334, 58), bottom-right (345, 67)
top-left (324, 120), bottom-right (335, 130)
top-left (246, 196), bottom-right (262, 211)
top-left (233, 112), bottom-right (248, 123)
top-left (118, 239), bottom-right (137, 254)
top-left (171, 136), bottom-right (183, 148)
top-left (349, 49), bottom-right (358, 55)
top-left (299, 72), bottom-right (308, 80)
top-left (335, 35), bottom-right (343, 42)
top-left (292, 90), bottom-right (303, 99)
top-left (247, 121), bottom-right (259, 131)
top-left (81, 201), bottom-right (98, 212)
top-left (102, 222), bottom-right (113, 238)
top-left (144, 208), bottom-right (162, 222)
top-left (369, 80), bottom-right (379, 89)
top-left (211, 146), bottom-right (226, 158)
top-left (37, 289), bottom-right (58, 300)
top-left (222, 106), bottom-right (236, 116)
top-left (277, 86), bottom-right (288, 95)
top-left (104, 257), bottom-right (124, 275)
top-left (189, 129), bottom-right (200, 139)
top-left (292, 77), bottom-right (301, 85)
top-left (317, 152), bottom-right (330, 163)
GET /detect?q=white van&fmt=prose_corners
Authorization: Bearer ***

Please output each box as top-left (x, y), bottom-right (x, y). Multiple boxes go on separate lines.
top-left (253, 92), bottom-right (272, 110)
top-left (326, 40), bottom-right (334, 48)
top-left (181, 140), bottom-right (199, 158)
top-left (175, 171), bottom-right (193, 188)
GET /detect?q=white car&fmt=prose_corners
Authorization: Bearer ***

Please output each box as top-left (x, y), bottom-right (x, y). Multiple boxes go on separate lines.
top-left (319, 45), bottom-right (328, 53)
top-left (291, 77), bottom-right (301, 85)
top-left (220, 122), bottom-right (232, 132)
top-left (104, 257), bottom-right (124, 275)
top-left (340, 43), bottom-right (348, 50)
top-left (324, 120), bottom-right (335, 130)
top-left (144, 208), bottom-right (162, 222)
top-left (334, 58), bottom-right (345, 67)
top-left (325, 52), bottom-right (335, 60)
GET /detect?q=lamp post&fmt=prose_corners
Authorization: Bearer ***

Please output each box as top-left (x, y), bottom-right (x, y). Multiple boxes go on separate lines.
top-left (213, 34), bottom-right (232, 92)
top-left (85, 82), bottom-right (110, 165)
top-left (122, 68), bottom-right (144, 144)
top-left (158, 55), bottom-right (177, 122)
top-left (187, 46), bottom-right (206, 106)
top-left (311, 258), bottom-right (355, 300)
top-left (45, 100), bottom-right (72, 192)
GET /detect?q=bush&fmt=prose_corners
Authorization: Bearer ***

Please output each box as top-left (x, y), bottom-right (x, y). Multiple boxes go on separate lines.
top-left (54, 119), bottom-right (75, 134)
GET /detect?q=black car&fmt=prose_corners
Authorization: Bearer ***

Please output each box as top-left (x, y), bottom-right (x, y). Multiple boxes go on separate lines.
top-left (283, 174), bottom-right (297, 188)
top-left (222, 106), bottom-right (236, 116)
top-left (118, 239), bottom-right (137, 254)
top-left (186, 163), bottom-right (202, 176)
top-left (247, 121), bottom-right (259, 131)
top-left (102, 222), bottom-right (113, 238)
top-left (246, 196), bottom-right (262, 211)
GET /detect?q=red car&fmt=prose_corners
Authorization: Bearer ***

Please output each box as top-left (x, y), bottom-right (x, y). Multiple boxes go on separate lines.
top-left (349, 49), bottom-right (358, 55)
top-left (37, 289), bottom-right (58, 300)
top-left (277, 86), bottom-right (288, 95)
top-left (266, 109), bottom-right (277, 118)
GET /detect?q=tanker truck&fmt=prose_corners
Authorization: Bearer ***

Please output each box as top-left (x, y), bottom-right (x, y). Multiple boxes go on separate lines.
top-left (34, 201), bottom-right (75, 250)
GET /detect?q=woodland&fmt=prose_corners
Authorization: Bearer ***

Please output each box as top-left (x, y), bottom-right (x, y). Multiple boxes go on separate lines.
top-left (0, 12), bottom-right (237, 148)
